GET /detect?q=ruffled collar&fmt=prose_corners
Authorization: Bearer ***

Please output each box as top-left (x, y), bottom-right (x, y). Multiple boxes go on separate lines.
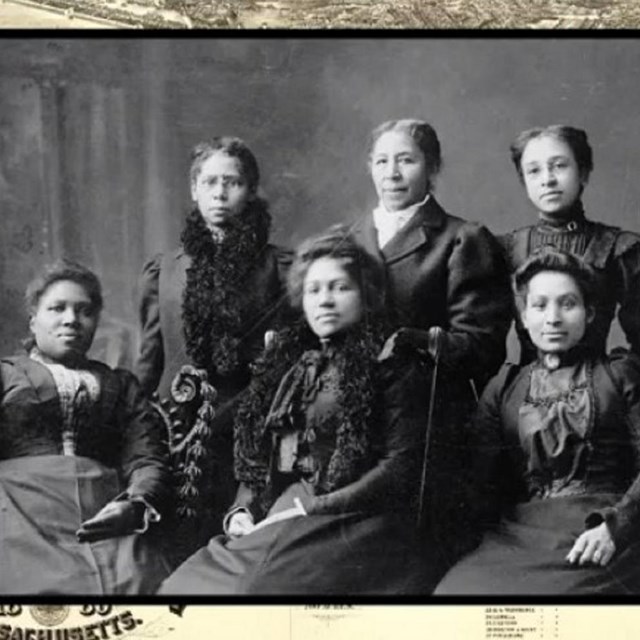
top-left (180, 202), bottom-right (271, 378)
top-left (29, 347), bottom-right (90, 371)
top-left (264, 332), bottom-right (359, 428)
top-left (233, 321), bottom-right (388, 515)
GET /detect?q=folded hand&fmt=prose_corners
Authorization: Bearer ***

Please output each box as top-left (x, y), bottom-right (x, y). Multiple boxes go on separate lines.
top-left (566, 522), bottom-right (616, 567)
top-left (77, 500), bottom-right (145, 543)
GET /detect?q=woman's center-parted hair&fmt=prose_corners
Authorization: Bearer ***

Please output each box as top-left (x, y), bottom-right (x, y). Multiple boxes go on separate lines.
top-left (25, 259), bottom-right (103, 317)
top-left (189, 137), bottom-right (260, 194)
top-left (512, 248), bottom-right (597, 312)
top-left (288, 225), bottom-right (386, 319)
top-left (368, 119), bottom-right (442, 179)
top-left (510, 125), bottom-right (594, 183)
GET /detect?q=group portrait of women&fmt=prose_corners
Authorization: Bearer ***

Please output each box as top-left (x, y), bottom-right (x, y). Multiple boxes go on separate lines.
top-left (2, 115), bottom-right (640, 596)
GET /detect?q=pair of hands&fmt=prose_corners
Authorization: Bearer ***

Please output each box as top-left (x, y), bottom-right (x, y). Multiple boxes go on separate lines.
top-left (566, 522), bottom-right (616, 567)
top-left (76, 500), bottom-right (146, 543)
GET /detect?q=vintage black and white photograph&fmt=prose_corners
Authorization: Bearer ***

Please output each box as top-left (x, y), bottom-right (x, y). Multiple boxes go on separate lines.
top-left (1, 37), bottom-right (640, 597)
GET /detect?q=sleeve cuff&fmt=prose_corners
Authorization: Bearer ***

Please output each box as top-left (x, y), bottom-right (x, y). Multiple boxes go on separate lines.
top-left (587, 507), bottom-right (625, 549)
top-left (131, 497), bottom-right (162, 534)
top-left (223, 506), bottom-right (253, 535)
top-left (115, 492), bottom-right (161, 534)
top-left (585, 511), bottom-right (605, 530)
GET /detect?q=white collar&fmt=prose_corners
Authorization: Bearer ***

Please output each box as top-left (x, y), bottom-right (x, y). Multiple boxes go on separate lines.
top-left (373, 193), bottom-right (430, 248)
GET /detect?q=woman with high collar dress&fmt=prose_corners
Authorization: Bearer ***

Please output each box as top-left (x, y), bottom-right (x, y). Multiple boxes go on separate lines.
top-left (136, 137), bottom-right (291, 561)
top-left (501, 125), bottom-right (640, 364)
top-left (436, 249), bottom-right (640, 594)
top-left (159, 229), bottom-right (437, 595)
top-left (0, 260), bottom-right (171, 594)
top-left (349, 119), bottom-right (512, 563)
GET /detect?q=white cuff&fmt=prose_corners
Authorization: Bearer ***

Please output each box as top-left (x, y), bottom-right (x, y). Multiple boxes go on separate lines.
top-left (115, 492), bottom-right (161, 534)
top-left (223, 506), bottom-right (252, 535)
top-left (131, 497), bottom-right (161, 534)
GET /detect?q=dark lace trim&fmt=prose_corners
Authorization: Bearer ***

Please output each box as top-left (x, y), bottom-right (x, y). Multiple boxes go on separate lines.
top-left (233, 319), bottom-right (388, 519)
top-left (180, 200), bottom-right (271, 379)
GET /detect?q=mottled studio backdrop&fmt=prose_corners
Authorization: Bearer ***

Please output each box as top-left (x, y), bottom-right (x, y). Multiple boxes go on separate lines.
top-left (1, 38), bottom-right (639, 366)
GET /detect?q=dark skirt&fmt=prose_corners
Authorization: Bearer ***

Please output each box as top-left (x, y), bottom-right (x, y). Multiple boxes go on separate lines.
top-left (0, 455), bottom-right (170, 595)
top-left (159, 483), bottom-right (440, 595)
top-left (435, 494), bottom-right (640, 595)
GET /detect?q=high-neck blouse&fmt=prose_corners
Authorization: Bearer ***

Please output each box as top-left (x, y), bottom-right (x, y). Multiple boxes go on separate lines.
top-left (478, 351), bottom-right (640, 547)
top-left (518, 360), bottom-right (594, 500)
top-left (30, 352), bottom-right (100, 456)
top-left (372, 193), bottom-right (431, 249)
top-left (501, 207), bottom-right (640, 362)
top-left (272, 347), bottom-right (353, 493)
top-left (529, 207), bottom-right (589, 256)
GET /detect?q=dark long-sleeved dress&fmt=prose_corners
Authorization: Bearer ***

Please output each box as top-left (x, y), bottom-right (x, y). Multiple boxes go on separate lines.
top-left (0, 355), bottom-right (171, 595)
top-left (501, 205), bottom-right (640, 363)
top-left (351, 197), bottom-right (511, 387)
top-left (435, 349), bottom-right (640, 595)
top-left (350, 197), bottom-right (512, 561)
top-left (135, 240), bottom-right (290, 553)
top-left (136, 244), bottom-right (290, 401)
top-left (159, 344), bottom-right (439, 595)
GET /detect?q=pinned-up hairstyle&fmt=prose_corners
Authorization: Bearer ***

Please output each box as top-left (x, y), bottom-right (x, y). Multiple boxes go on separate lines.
top-left (510, 124), bottom-right (593, 182)
top-left (25, 259), bottom-right (103, 317)
top-left (368, 118), bottom-right (442, 179)
top-left (23, 259), bottom-right (102, 352)
top-left (189, 136), bottom-right (260, 194)
top-left (513, 247), bottom-right (596, 310)
top-left (287, 224), bottom-right (386, 321)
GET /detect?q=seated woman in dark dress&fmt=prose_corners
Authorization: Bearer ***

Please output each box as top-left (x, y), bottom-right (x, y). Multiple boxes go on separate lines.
top-left (501, 125), bottom-right (640, 363)
top-left (0, 260), bottom-right (171, 594)
top-left (159, 228), bottom-right (438, 595)
top-left (436, 249), bottom-right (640, 595)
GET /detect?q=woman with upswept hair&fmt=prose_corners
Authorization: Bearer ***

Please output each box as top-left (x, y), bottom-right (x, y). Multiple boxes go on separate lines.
top-left (436, 249), bottom-right (640, 594)
top-left (159, 227), bottom-right (437, 595)
top-left (502, 124), bottom-right (640, 363)
top-left (350, 118), bottom-right (512, 564)
top-left (136, 137), bottom-right (290, 563)
top-left (0, 259), bottom-right (170, 594)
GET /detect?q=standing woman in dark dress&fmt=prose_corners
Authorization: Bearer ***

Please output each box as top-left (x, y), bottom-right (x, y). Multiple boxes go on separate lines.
top-left (502, 125), bottom-right (640, 364)
top-left (136, 137), bottom-right (290, 561)
top-left (159, 228), bottom-right (435, 595)
top-left (350, 118), bottom-right (511, 562)
top-left (436, 249), bottom-right (640, 595)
